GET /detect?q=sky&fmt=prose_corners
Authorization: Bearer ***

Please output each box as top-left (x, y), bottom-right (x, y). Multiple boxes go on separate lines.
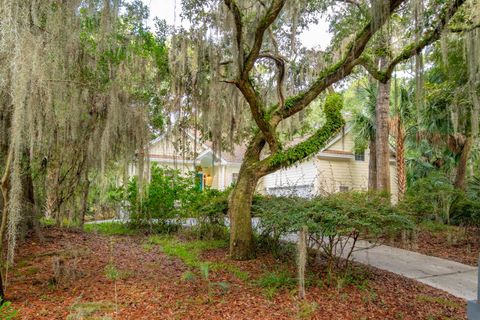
top-left (142, 0), bottom-right (332, 50)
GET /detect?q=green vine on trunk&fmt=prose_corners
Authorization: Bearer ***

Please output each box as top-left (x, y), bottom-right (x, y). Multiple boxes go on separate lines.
top-left (267, 93), bottom-right (345, 168)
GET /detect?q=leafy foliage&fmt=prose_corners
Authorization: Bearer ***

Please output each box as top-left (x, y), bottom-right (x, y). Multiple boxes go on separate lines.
top-left (254, 191), bottom-right (413, 271)
top-left (114, 164), bottom-right (198, 225)
top-left (0, 300), bottom-right (18, 319)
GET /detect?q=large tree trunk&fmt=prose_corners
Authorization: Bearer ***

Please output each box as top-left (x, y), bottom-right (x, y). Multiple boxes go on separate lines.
top-left (368, 135), bottom-right (377, 190)
top-left (396, 118), bottom-right (406, 200)
top-left (228, 164), bottom-right (260, 260)
top-left (454, 136), bottom-right (473, 190)
top-left (375, 58), bottom-right (391, 193)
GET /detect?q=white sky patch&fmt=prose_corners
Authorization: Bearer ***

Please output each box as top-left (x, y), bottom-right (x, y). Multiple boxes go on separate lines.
top-left (142, 0), bottom-right (332, 50)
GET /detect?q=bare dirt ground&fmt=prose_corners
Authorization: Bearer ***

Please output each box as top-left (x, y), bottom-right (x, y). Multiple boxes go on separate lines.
top-left (8, 227), bottom-right (467, 319)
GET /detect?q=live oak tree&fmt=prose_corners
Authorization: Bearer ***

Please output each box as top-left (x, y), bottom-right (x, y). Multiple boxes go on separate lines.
top-left (169, 0), bottom-right (470, 260)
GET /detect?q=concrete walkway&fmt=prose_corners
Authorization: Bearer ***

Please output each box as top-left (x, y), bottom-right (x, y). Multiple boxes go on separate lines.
top-left (351, 240), bottom-right (477, 300)
top-left (86, 218), bottom-right (478, 300)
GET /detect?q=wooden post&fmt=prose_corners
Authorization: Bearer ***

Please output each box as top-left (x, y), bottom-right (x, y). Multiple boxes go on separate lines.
top-left (298, 226), bottom-right (307, 299)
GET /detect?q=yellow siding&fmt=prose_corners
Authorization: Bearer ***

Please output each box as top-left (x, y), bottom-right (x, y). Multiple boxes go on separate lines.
top-left (327, 130), bottom-right (355, 152)
top-left (316, 150), bottom-right (398, 200)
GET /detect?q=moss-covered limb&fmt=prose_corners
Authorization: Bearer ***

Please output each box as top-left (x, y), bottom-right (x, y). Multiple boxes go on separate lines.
top-left (257, 93), bottom-right (345, 175)
top-left (357, 55), bottom-right (388, 83)
top-left (382, 0), bottom-right (467, 81)
top-left (271, 0), bottom-right (406, 122)
top-left (449, 23), bottom-right (480, 33)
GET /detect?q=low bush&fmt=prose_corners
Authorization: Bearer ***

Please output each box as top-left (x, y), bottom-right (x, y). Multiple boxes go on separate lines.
top-left (186, 188), bottom-right (230, 240)
top-left (254, 191), bottom-right (413, 273)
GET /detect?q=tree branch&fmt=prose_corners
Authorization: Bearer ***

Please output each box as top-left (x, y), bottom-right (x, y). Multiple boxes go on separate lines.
top-left (360, 0), bottom-right (467, 83)
top-left (257, 53), bottom-right (286, 109)
top-left (449, 23), bottom-right (480, 33)
top-left (243, 0), bottom-right (286, 78)
top-left (273, 0), bottom-right (406, 123)
top-left (223, 0), bottom-right (244, 71)
top-left (224, 0), bottom-right (286, 153)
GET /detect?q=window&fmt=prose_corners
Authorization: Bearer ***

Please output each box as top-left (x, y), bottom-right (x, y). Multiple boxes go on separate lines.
top-left (355, 151), bottom-right (365, 161)
top-left (232, 173), bottom-right (239, 184)
top-left (339, 186), bottom-right (349, 192)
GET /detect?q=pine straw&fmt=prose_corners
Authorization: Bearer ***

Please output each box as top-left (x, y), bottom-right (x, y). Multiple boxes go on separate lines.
top-left (9, 227), bottom-right (466, 320)
top-left (390, 226), bottom-right (480, 267)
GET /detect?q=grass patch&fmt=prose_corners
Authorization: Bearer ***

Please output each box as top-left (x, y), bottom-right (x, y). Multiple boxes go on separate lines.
top-left (148, 236), bottom-right (249, 281)
top-left (419, 221), bottom-right (460, 234)
top-left (84, 222), bottom-right (137, 236)
top-left (147, 235), bottom-right (226, 268)
top-left (211, 262), bottom-right (250, 282)
top-left (0, 299), bottom-right (19, 319)
top-left (297, 300), bottom-right (318, 319)
top-left (67, 301), bottom-right (116, 320)
top-left (104, 263), bottom-right (133, 281)
top-left (255, 270), bottom-right (296, 299)
top-left (415, 294), bottom-right (463, 309)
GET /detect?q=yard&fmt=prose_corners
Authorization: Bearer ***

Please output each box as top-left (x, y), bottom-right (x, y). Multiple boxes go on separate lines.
top-left (7, 226), bottom-right (467, 320)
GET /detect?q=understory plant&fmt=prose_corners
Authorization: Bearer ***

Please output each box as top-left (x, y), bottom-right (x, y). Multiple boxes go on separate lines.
top-left (108, 164), bottom-right (199, 229)
top-left (254, 192), bottom-right (413, 274)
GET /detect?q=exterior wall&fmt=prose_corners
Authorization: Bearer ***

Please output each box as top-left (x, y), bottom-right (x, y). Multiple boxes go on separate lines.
top-left (316, 150), bottom-right (398, 199)
top-left (224, 163), bottom-right (242, 189)
top-left (261, 129), bottom-right (399, 200)
top-left (328, 129), bottom-right (355, 152)
top-left (263, 159), bottom-right (318, 197)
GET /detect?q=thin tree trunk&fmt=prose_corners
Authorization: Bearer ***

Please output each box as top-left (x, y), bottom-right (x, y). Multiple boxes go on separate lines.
top-left (396, 118), bottom-right (406, 200)
top-left (454, 136), bottom-right (473, 190)
top-left (0, 148), bottom-right (12, 302)
top-left (375, 57), bottom-right (391, 193)
top-left (0, 148), bottom-right (13, 245)
top-left (80, 177), bottom-right (90, 229)
top-left (368, 135), bottom-right (377, 190)
top-left (228, 163), bottom-right (259, 260)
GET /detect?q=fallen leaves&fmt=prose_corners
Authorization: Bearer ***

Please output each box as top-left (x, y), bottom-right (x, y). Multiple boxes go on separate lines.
top-left (8, 227), bottom-right (467, 319)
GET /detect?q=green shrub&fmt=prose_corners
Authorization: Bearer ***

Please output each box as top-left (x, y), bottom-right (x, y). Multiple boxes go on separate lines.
top-left (398, 174), bottom-right (480, 228)
top-left (0, 300), bottom-right (18, 319)
top-left (186, 188), bottom-right (230, 240)
top-left (254, 192), bottom-right (413, 272)
top-left (398, 173), bottom-right (458, 224)
top-left (107, 164), bottom-right (201, 227)
top-left (450, 177), bottom-right (480, 227)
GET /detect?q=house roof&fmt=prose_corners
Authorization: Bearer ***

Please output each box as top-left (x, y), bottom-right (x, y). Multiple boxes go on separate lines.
top-left (149, 130), bottom-right (244, 165)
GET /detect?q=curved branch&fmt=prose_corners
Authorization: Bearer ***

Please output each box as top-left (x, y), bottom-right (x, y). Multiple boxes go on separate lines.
top-left (243, 0), bottom-right (286, 77)
top-left (224, 0), bottom-right (244, 71)
top-left (257, 53), bottom-right (286, 109)
top-left (273, 0), bottom-right (406, 123)
top-left (224, 0), bottom-right (286, 152)
top-left (361, 0), bottom-right (467, 83)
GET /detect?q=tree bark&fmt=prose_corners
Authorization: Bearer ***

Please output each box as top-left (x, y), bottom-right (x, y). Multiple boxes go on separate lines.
top-left (396, 118), bottom-right (406, 200)
top-left (368, 135), bottom-right (377, 190)
top-left (375, 57), bottom-right (391, 193)
top-left (228, 164), bottom-right (259, 260)
top-left (454, 136), bottom-right (473, 190)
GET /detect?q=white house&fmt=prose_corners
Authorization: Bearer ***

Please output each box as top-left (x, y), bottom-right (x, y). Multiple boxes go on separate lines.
top-left (137, 127), bottom-right (398, 200)
top-left (260, 126), bottom-right (398, 201)
top-left (140, 132), bottom-right (244, 190)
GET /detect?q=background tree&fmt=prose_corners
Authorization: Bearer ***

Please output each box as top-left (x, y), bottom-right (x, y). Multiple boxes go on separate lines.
top-left (0, 0), bottom-right (168, 300)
